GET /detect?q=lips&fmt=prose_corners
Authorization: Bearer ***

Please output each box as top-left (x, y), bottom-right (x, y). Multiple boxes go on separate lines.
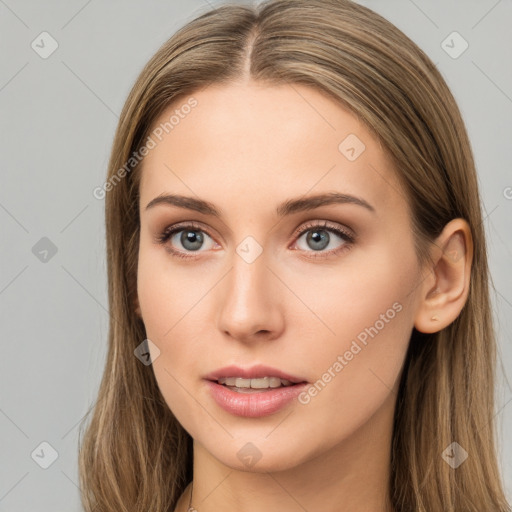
top-left (203, 364), bottom-right (309, 417)
top-left (203, 364), bottom-right (308, 384)
top-left (205, 380), bottom-right (309, 417)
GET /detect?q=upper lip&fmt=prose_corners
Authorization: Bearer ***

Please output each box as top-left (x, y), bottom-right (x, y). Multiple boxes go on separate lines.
top-left (204, 364), bottom-right (308, 384)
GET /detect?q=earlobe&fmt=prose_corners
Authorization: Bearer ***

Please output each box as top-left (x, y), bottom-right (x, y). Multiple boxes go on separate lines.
top-left (414, 219), bottom-right (473, 334)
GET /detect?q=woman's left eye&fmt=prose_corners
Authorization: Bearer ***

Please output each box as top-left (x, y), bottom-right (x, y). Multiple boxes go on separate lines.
top-left (293, 221), bottom-right (354, 258)
top-left (155, 220), bottom-right (355, 259)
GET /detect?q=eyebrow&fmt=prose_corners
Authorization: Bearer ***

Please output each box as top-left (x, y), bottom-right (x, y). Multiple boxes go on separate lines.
top-left (145, 191), bottom-right (376, 217)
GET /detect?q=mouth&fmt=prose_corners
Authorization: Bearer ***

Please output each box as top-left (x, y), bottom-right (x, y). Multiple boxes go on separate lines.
top-left (203, 364), bottom-right (308, 394)
top-left (204, 370), bottom-right (310, 417)
top-left (213, 376), bottom-right (305, 393)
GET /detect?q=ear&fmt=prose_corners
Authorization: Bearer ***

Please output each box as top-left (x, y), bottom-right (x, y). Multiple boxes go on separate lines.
top-left (414, 218), bottom-right (473, 333)
top-left (134, 294), bottom-right (142, 318)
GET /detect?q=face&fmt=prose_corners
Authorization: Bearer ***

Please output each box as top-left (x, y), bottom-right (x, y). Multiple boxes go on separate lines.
top-left (136, 80), bottom-right (424, 472)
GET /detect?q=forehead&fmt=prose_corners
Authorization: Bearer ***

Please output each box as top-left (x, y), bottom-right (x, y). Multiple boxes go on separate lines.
top-left (139, 81), bottom-right (408, 220)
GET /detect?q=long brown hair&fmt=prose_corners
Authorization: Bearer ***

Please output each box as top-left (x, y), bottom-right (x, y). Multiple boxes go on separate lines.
top-left (78, 1), bottom-right (511, 510)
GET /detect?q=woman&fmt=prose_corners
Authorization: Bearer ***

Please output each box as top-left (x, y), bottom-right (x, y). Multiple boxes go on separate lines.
top-left (78, 0), bottom-right (511, 510)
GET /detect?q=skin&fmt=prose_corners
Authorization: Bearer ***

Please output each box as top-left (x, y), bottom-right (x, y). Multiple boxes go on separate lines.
top-left (134, 80), bottom-right (473, 512)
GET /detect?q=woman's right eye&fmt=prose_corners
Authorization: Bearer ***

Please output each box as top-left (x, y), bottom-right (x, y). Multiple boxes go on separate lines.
top-left (155, 223), bottom-right (217, 259)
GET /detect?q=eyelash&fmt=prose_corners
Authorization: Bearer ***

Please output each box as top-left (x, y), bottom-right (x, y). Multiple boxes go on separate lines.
top-left (155, 220), bottom-right (355, 260)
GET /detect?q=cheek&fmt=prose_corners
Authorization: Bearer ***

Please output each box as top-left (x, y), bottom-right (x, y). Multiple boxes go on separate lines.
top-left (285, 240), bottom-right (417, 349)
top-left (137, 264), bottom-right (202, 382)
top-left (136, 256), bottom-right (201, 429)
top-left (296, 309), bottom-right (411, 453)
top-left (136, 248), bottom-right (214, 416)
top-left (289, 246), bottom-right (417, 420)
top-left (136, 244), bottom-right (208, 339)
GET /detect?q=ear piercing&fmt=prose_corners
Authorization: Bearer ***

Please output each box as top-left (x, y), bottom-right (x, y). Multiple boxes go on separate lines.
top-left (431, 315), bottom-right (439, 321)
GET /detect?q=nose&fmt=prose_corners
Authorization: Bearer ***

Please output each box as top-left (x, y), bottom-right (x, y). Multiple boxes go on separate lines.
top-left (216, 250), bottom-right (285, 344)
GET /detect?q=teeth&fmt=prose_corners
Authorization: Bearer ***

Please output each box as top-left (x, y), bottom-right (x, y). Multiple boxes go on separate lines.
top-left (217, 376), bottom-right (294, 388)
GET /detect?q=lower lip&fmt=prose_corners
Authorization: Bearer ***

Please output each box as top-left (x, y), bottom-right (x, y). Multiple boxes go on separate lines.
top-left (205, 380), bottom-right (309, 418)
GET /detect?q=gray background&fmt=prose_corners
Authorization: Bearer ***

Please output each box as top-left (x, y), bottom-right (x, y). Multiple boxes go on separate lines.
top-left (1, 0), bottom-right (511, 510)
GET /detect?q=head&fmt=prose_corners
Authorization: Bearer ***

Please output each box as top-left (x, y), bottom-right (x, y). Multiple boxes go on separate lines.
top-left (79, 1), bottom-right (510, 511)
